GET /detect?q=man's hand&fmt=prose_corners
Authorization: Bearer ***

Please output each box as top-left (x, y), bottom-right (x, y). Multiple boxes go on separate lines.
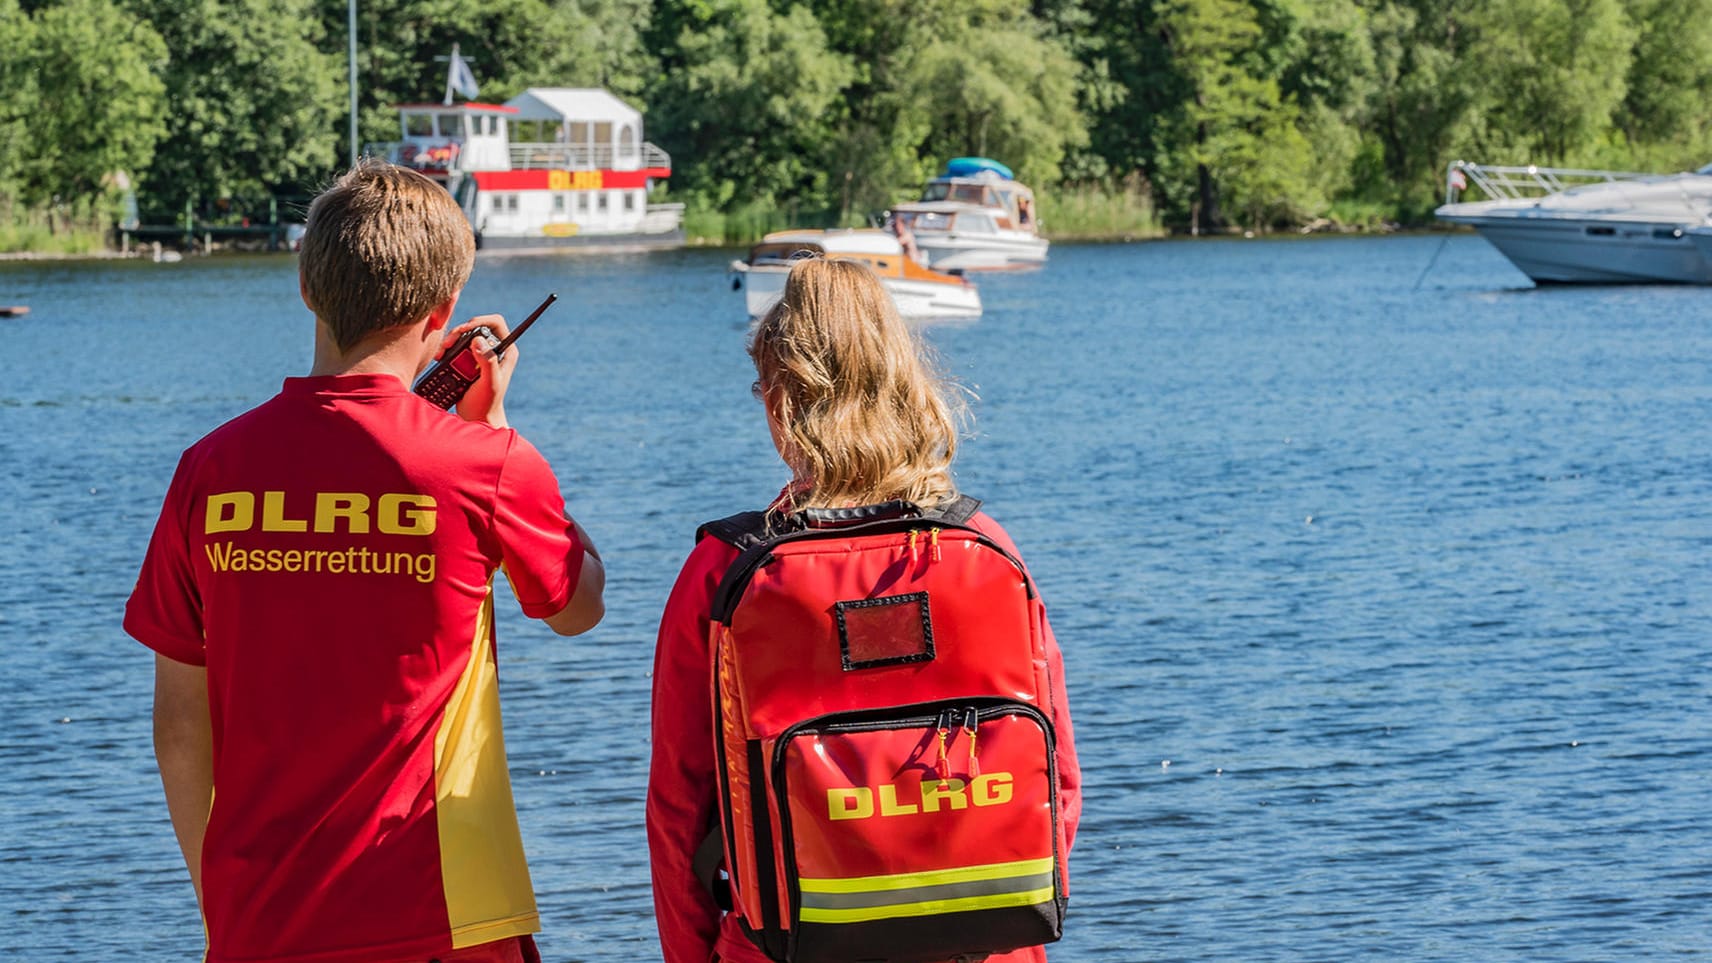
top-left (440, 313), bottom-right (516, 428)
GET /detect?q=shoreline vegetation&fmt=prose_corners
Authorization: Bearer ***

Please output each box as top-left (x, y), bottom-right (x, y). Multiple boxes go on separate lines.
top-left (6, 0), bottom-right (1709, 260)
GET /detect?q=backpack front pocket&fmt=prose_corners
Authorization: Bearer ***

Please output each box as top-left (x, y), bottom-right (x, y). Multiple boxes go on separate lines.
top-left (770, 700), bottom-right (1063, 963)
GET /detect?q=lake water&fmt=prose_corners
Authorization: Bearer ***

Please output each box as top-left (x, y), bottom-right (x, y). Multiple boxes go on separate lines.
top-left (2, 235), bottom-right (1708, 960)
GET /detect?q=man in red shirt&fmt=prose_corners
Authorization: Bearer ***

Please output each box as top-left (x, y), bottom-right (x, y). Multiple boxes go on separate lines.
top-left (126, 160), bottom-right (606, 963)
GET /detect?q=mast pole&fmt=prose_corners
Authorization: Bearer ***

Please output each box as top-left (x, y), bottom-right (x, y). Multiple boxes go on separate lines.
top-left (444, 42), bottom-right (459, 106)
top-left (347, 0), bottom-right (358, 166)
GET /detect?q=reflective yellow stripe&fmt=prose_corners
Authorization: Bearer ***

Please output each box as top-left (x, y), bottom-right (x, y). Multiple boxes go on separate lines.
top-left (799, 857), bottom-right (1055, 894)
top-left (799, 886), bottom-right (1056, 924)
top-left (434, 592), bottom-right (540, 947)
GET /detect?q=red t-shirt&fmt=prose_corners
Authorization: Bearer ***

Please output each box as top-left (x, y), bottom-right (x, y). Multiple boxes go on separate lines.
top-left (644, 508), bottom-right (1081, 963)
top-left (125, 374), bottom-right (584, 963)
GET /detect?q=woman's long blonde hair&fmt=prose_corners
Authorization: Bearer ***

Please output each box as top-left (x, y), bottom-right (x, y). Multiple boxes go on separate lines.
top-left (750, 257), bottom-right (966, 511)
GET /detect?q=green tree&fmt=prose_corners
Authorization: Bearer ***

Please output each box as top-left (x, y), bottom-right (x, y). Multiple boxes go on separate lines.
top-left (132, 0), bottom-right (341, 220)
top-left (0, 0), bottom-right (36, 211)
top-left (812, 0), bottom-right (1086, 218)
top-left (1363, 0), bottom-right (1486, 215)
top-left (1466, 0), bottom-right (1637, 160)
top-left (1620, 0), bottom-right (1712, 155)
top-left (22, 0), bottom-right (167, 206)
top-left (896, 0), bottom-right (1087, 187)
top-left (1061, 0), bottom-right (1185, 196)
top-left (645, 0), bottom-right (854, 209)
top-left (323, 0), bottom-right (657, 165)
top-left (1155, 0), bottom-right (1321, 229)
top-left (20, 0), bottom-right (165, 202)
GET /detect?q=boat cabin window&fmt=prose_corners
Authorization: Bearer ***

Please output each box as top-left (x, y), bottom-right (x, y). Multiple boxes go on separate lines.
top-left (947, 184), bottom-right (995, 206)
top-left (405, 113), bottom-right (433, 137)
top-left (959, 213), bottom-right (997, 234)
top-left (909, 211), bottom-right (953, 232)
top-left (624, 191), bottom-right (637, 212)
top-left (553, 194), bottom-right (566, 213)
top-left (437, 114), bottom-right (465, 137)
top-left (619, 125), bottom-right (636, 161)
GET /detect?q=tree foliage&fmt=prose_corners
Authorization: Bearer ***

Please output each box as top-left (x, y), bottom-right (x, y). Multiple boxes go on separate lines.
top-left (7, 0), bottom-right (1712, 236)
top-left (127, 0), bottom-right (340, 219)
top-left (15, 0), bottom-right (166, 205)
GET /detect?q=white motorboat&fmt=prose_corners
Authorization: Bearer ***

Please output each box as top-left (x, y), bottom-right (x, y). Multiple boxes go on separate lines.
top-left (1434, 160), bottom-right (1712, 284)
top-left (885, 157), bottom-right (1048, 272)
top-left (730, 229), bottom-right (983, 321)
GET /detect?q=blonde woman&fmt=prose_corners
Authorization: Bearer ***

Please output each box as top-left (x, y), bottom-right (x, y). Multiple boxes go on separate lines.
top-left (646, 258), bottom-right (1081, 963)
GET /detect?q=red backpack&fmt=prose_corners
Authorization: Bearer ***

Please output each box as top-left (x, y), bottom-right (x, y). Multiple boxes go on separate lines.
top-left (697, 497), bottom-right (1068, 963)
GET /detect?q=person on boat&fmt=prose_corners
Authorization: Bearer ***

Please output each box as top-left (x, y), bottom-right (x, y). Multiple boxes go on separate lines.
top-left (126, 158), bottom-right (606, 963)
top-left (645, 257), bottom-right (1081, 963)
top-left (890, 211), bottom-right (925, 264)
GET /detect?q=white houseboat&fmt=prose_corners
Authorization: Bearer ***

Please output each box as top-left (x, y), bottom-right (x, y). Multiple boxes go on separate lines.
top-left (372, 87), bottom-right (683, 252)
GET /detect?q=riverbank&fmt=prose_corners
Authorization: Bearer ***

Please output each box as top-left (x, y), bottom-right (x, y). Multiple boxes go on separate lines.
top-left (0, 250), bottom-right (133, 261)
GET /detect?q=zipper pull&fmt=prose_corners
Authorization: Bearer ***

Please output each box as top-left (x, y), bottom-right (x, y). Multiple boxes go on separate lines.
top-left (929, 527), bottom-right (942, 562)
top-left (908, 529), bottom-right (920, 564)
top-left (935, 708), bottom-right (954, 785)
top-left (962, 707), bottom-right (980, 779)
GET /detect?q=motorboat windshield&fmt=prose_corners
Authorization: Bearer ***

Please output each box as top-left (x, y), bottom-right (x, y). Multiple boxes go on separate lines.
top-left (922, 180), bottom-right (1005, 207)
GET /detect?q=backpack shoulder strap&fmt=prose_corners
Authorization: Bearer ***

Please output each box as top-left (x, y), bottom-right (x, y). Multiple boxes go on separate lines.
top-left (696, 510), bottom-right (776, 552)
top-left (930, 494), bottom-right (983, 526)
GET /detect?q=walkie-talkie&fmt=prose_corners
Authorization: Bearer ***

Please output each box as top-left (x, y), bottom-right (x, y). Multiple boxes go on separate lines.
top-left (414, 293), bottom-right (557, 409)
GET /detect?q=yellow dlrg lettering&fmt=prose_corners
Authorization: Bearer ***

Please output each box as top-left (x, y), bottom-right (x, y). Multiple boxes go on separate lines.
top-left (828, 788), bottom-right (873, 821)
top-left (920, 778), bottom-right (968, 813)
top-left (972, 773), bottom-right (1013, 806)
top-left (548, 170), bottom-right (570, 190)
top-left (825, 772), bottom-right (1014, 820)
top-left (261, 491), bottom-right (308, 532)
top-left (205, 492), bottom-right (254, 533)
top-left (200, 491), bottom-right (436, 536)
top-left (378, 494), bottom-right (436, 535)
top-left (314, 492), bottom-right (371, 533)
top-left (878, 784), bottom-right (919, 816)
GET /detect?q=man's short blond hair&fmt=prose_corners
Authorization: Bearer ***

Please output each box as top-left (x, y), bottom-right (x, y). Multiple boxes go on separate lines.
top-left (299, 159), bottom-right (476, 351)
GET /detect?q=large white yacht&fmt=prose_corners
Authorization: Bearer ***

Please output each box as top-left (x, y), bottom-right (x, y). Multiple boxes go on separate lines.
top-left (1688, 218), bottom-right (1712, 267)
top-left (1434, 160), bottom-right (1712, 284)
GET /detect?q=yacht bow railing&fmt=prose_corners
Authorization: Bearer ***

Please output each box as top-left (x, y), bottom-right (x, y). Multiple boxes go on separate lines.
top-left (1444, 161), bottom-right (1651, 205)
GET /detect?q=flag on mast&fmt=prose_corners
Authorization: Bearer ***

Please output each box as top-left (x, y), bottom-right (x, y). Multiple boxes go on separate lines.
top-left (445, 44), bottom-right (479, 104)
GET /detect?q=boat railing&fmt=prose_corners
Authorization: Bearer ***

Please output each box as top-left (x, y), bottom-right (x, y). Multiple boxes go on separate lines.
top-left (1444, 160), bottom-right (1653, 205)
top-left (364, 140), bottom-right (673, 174)
top-left (508, 142), bottom-right (673, 172)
